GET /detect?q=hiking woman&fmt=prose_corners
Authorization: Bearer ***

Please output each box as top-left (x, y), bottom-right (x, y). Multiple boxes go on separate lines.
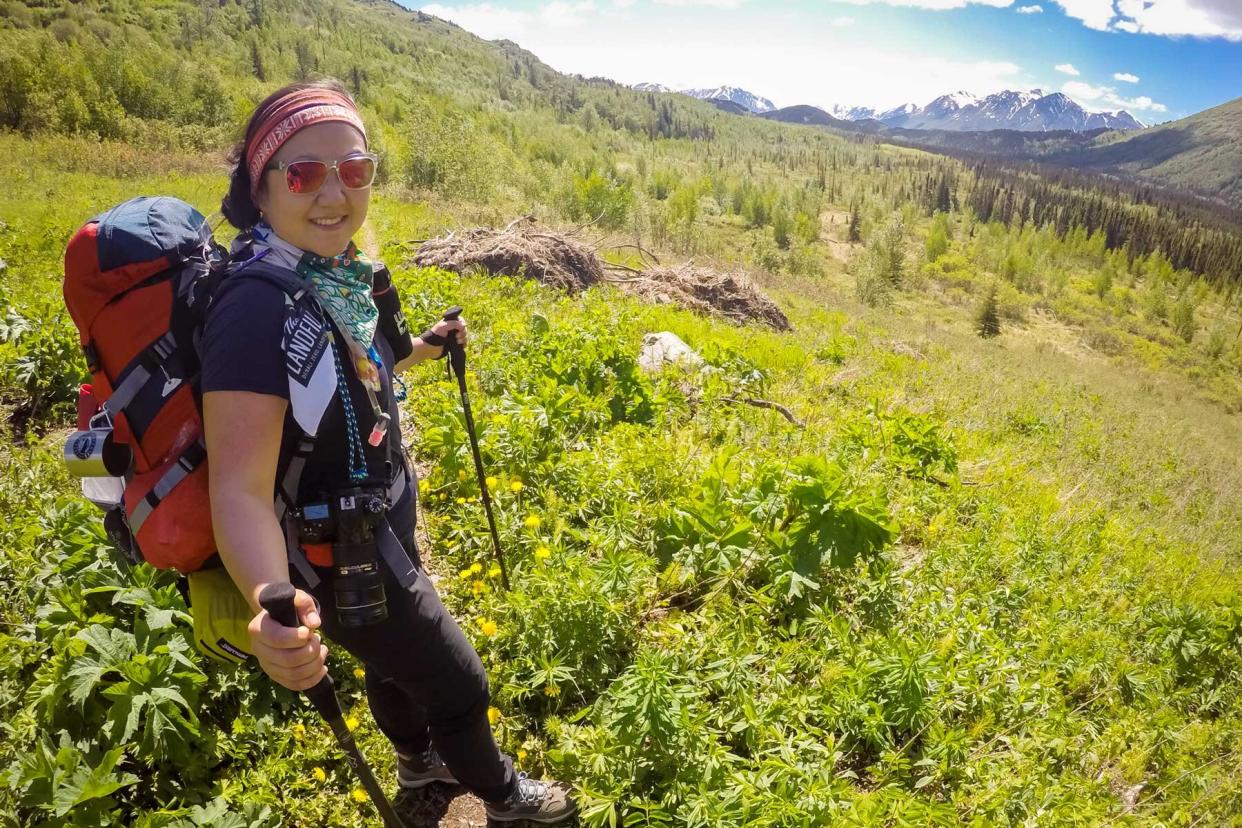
top-left (201, 79), bottom-right (576, 824)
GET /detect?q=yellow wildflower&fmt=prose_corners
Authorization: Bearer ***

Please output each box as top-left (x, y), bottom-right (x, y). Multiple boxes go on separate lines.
top-left (470, 562), bottom-right (483, 574)
top-left (459, 568), bottom-right (473, 579)
top-left (312, 766), bottom-right (327, 783)
top-left (292, 723), bottom-right (306, 739)
top-left (486, 476), bottom-right (498, 489)
top-left (353, 667), bottom-right (366, 680)
top-left (524, 514), bottom-right (541, 530)
top-left (516, 749), bottom-right (528, 763)
top-left (456, 497), bottom-right (466, 505)
top-left (471, 579), bottom-right (488, 596)
top-left (479, 619), bottom-right (498, 637)
top-left (352, 787), bottom-right (367, 803)
top-left (457, 469), bottom-right (467, 480)
top-left (345, 715), bottom-right (360, 732)
top-left (544, 684), bottom-right (560, 698)
top-left (488, 706), bottom-right (501, 726)
top-left (509, 480), bottom-right (524, 493)
top-left (418, 479), bottom-right (430, 495)
top-left (535, 546), bottom-right (551, 560)
top-left (487, 565), bottom-right (502, 579)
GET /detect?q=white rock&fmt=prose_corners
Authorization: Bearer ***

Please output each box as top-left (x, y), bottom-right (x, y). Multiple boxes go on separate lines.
top-left (638, 332), bottom-right (703, 373)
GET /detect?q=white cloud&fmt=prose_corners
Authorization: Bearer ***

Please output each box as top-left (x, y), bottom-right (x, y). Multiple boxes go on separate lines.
top-left (1062, 81), bottom-right (1168, 112)
top-left (421, 1), bottom-right (598, 39)
top-left (1016, 4), bottom-right (1043, 12)
top-left (1113, 71), bottom-right (1140, 82)
top-left (420, 1), bottom-right (1029, 112)
top-left (831, 0), bottom-right (1014, 9)
top-left (1050, 0), bottom-right (1242, 39)
top-left (1055, 62), bottom-right (1080, 75)
top-left (653, 0), bottom-right (748, 6)
top-left (1048, 0), bottom-right (1113, 30)
top-left (421, 3), bottom-right (533, 39)
top-left (831, 16), bottom-right (857, 26)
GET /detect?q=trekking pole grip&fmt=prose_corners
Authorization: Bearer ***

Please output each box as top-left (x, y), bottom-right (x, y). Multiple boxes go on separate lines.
top-left (257, 583), bottom-right (341, 720)
top-left (441, 305), bottom-right (467, 378)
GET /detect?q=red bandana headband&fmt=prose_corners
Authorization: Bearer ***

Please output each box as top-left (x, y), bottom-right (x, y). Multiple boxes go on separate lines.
top-left (246, 88), bottom-right (367, 196)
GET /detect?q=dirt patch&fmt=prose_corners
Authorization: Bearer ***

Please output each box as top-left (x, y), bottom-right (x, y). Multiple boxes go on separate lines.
top-left (393, 784), bottom-right (489, 828)
top-left (410, 219), bottom-right (790, 330)
top-left (617, 263), bottom-right (792, 331)
top-left (410, 217), bottom-right (603, 293)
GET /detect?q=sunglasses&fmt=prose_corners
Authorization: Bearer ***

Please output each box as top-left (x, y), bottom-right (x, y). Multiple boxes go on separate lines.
top-left (269, 153), bottom-right (379, 194)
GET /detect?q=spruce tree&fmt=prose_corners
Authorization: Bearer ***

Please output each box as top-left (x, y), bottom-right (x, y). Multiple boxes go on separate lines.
top-left (977, 285), bottom-right (1001, 338)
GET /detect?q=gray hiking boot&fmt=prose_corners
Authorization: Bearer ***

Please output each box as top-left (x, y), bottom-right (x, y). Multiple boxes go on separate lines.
top-left (396, 746), bottom-right (459, 789)
top-left (484, 772), bottom-right (578, 824)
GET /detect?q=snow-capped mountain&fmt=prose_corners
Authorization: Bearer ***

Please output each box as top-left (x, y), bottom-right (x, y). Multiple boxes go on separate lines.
top-left (681, 86), bottom-right (776, 114)
top-left (633, 82), bottom-right (673, 94)
top-left (830, 104), bottom-right (878, 121)
top-left (832, 89), bottom-right (1143, 133)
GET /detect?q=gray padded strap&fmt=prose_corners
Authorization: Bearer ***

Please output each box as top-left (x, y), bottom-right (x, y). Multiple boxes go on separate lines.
top-left (377, 520), bottom-right (418, 590)
top-left (128, 441), bottom-right (202, 534)
top-left (104, 332), bottom-right (177, 417)
top-left (285, 518), bottom-right (320, 589)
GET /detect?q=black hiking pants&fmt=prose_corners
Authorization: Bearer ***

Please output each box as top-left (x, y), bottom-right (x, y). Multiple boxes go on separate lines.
top-left (293, 496), bottom-right (517, 804)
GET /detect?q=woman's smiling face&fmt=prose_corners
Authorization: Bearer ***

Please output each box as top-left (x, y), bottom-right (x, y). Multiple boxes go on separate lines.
top-left (255, 121), bottom-right (369, 257)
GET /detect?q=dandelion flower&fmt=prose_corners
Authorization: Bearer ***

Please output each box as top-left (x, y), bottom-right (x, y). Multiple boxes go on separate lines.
top-left (524, 514), bottom-right (541, 530)
top-left (479, 619), bottom-right (498, 636)
top-left (459, 568), bottom-right (473, 579)
top-left (346, 715), bottom-right (360, 732)
top-left (487, 565), bottom-right (502, 579)
top-left (486, 476), bottom-right (498, 489)
top-left (292, 723), bottom-right (306, 739)
top-left (535, 546), bottom-right (551, 560)
top-left (516, 749), bottom-right (528, 763)
top-left (353, 667), bottom-right (366, 680)
top-left (418, 479), bottom-right (430, 495)
top-left (510, 480), bottom-right (524, 493)
top-left (312, 766), bottom-right (327, 783)
top-left (352, 787), bottom-right (367, 803)
top-left (470, 562), bottom-right (483, 574)
top-left (488, 706), bottom-right (501, 726)
top-left (471, 579), bottom-right (488, 596)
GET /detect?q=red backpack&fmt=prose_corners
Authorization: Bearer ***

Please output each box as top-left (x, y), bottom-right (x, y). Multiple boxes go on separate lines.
top-left (63, 197), bottom-right (226, 572)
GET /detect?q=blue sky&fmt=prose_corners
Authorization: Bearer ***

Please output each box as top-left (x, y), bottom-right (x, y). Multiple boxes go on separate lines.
top-left (404, 0), bottom-right (1242, 122)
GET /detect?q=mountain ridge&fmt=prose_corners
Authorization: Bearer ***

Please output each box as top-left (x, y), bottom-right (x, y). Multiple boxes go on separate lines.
top-left (832, 89), bottom-right (1144, 133)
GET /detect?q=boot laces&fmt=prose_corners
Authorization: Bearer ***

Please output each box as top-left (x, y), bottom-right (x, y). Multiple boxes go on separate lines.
top-left (514, 772), bottom-right (549, 804)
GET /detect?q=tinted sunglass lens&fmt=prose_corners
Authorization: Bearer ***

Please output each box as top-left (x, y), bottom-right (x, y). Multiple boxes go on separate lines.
top-left (338, 157), bottom-right (376, 189)
top-left (286, 161), bottom-right (328, 194)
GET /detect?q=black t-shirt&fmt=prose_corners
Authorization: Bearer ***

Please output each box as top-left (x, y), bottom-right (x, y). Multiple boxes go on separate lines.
top-left (200, 274), bottom-right (415, 539)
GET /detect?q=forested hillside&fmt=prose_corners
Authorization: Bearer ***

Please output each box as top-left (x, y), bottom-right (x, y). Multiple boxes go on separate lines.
top-left (1, 1), bottom-right (1241, 826)
top-left (1052, 97), bottom-right (1242, 211)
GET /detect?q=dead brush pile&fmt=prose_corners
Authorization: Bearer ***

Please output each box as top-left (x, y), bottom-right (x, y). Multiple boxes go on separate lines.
top-left (614, 263), bottom-right (791, 331)
top-left (409, 216), bottom-right (603, 293)
top-left (409, 217), bottom-right (790, 330)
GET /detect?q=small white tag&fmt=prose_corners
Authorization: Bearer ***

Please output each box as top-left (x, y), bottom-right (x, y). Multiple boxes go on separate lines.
top-left (161, 377), bottom-right (182, 397)
top-left (339, 496), bottom-right (356, 510)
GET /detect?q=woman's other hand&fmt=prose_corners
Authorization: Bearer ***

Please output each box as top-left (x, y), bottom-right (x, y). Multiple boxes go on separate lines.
top-left (248, 587), bottom-right (328, 691)
top-left (428, 315), bottom-right (467, 348)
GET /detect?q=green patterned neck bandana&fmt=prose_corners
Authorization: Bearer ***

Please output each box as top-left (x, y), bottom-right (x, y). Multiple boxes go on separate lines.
top-left (251, 223), bottom-right (378, 355)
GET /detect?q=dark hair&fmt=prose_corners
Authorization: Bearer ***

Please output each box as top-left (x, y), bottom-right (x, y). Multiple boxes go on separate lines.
top-left (221, 78), bottom-right (358, 230)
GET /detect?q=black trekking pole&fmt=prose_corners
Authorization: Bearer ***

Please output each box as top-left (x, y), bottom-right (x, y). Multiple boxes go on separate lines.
top-left (258, 583), bottom-right (408, 828)
top-left (441, 306), bottom-right (511, 591)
